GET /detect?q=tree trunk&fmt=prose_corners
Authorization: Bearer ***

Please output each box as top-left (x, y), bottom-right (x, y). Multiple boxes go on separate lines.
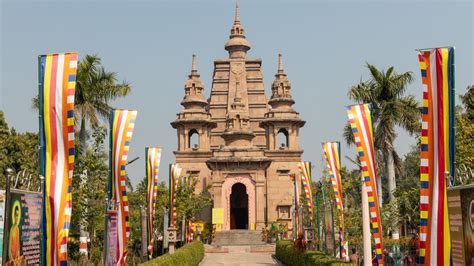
top-left (376, 176), bottom-right (383, 207)
top-left (387, 150), bottom-right (396, 201)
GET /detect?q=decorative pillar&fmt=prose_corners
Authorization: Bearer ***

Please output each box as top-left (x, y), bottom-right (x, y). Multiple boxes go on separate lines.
top-left (167, 227), bottom-right (177, 254)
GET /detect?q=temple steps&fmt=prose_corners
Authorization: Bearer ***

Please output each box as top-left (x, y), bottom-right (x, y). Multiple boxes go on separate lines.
top-left (212, 230), bottom-right (267, 246)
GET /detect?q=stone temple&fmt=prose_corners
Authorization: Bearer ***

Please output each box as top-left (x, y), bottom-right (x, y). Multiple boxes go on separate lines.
top-left (171, 2), bottom-right (305, 231)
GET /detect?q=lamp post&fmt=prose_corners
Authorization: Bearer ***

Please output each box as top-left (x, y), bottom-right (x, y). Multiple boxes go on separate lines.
top-left (315, 181), bottom-right (322, 251)
top-left (140, 206), bottom-right (148, 258)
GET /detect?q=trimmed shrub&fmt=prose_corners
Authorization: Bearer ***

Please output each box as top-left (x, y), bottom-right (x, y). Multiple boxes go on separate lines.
top-left (276, 240), bottom-right (349, 266)
top-left (142, 241), bottom-right (205, 266)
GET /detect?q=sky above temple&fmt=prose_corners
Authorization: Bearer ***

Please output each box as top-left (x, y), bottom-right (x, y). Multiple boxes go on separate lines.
top-left (1, 0), bottom-right (472, 187)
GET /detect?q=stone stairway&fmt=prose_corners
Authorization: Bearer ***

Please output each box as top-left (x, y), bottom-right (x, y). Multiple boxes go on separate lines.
top-left (213, 230), bottom-right (266, 246)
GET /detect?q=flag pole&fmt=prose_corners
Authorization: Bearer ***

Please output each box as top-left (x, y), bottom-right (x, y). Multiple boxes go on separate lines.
top-left (361, 174), bottom-right (371, 266)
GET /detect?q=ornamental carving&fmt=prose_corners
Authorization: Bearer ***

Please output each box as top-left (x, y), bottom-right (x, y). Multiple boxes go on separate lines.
top-left (231, 62), bottom-right (245, 75)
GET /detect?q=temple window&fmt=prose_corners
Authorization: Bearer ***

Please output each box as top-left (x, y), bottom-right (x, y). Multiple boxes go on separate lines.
top-left (277, 128), bottom-right (289, 148)
top-left (189, 129), bottom-right (199, 149)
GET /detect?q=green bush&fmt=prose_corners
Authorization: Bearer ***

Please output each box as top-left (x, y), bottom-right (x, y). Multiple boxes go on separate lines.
top-left (276, 240), bottom-right (349, 266)
top-left (142, 241), bottom-right (205, 266)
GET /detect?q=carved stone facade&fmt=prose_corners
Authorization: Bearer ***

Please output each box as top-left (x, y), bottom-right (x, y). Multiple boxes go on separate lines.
top-left (171, 2), bottom-right (305, 231)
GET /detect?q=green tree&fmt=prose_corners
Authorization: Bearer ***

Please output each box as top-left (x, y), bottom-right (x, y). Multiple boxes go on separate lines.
top-left (175, 176), bottom-right (212, 230)
top-left (127, 179), bottom-right (168, 259)
top-left (70, 126), bottom-right (108, 261)
top-left (344, 64), bottom-right (420, 202)
top-left (456, 86), bottom-right (474, 183)
top-left (0, 111), bottom-right (13, 187)
top-left (0, 111), bottom-right (40, 190)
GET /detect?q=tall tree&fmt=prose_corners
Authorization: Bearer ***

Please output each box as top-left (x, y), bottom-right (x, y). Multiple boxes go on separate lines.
top-left (455, 86), bottom-right (474, 183)
top-left (344, 64), bottom-right (420, 202)
top-left (0, 111), bottom-right (40, 189)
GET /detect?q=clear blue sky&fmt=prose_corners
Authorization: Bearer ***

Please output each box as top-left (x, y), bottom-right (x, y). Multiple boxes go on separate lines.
top-left (1, 0), bottom-right (472, 188)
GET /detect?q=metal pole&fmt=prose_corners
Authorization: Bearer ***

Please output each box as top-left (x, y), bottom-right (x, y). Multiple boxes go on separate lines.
top-left (39, 175), bottom-right (45, 266)
top-left (141, 206), bottom-right (148, 258)
top-left (103, 198), bottom-right (112, 265)
top-left (2, 169), bottom-right (12, 264)
top-left (330, 203), bottom-right (336, 257)
top-left (316, 183), bottom-right (321, 251)
top-left (322, 184), bottom-right (327, 252)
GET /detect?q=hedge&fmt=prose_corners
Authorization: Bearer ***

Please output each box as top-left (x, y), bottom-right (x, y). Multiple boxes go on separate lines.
top-left (275, 240), bottom-right (348, 266)
top-left (142, 241), bottom-right (205, 266)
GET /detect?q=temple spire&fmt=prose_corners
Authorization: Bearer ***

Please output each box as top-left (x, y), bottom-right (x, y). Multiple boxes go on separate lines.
top-left (225, 0), bottom-right (251, 58)
top-left (234, 0), bottom-right (240, 25)
top-left (189, 54), bottom-right (199, 78)
top-left (278, 53), bottom-right (284, 74)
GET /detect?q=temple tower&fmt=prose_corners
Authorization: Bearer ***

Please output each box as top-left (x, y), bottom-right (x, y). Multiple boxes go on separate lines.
top-left (171, 1), bottom-right (306, 231)
top-left (171, 55), bottom-right (216, 212)
top-left (260, 54), bottom-right (305, 223)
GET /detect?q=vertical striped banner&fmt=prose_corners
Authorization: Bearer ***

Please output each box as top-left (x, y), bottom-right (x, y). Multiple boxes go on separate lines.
top-left (187, 220), bottom-right (194, 243)
top-left (295, 175), bottom-right (303, 236)
top-left (298, 162), bottom-right (314, 220)
top-left (346, 104), bottom-right (384, 265)
top-left (39, 52), bottom-right (78, 266)
top-left (145, 147), bottom-right (162, 258)
top-left (108, 109), bottom-right (137, 265)
top-left (322, 141), bottom-right (346, 260)
top-left (169, 164), bottom-right (182, 228)
top-left (417, 47), bottom-right (454, 265)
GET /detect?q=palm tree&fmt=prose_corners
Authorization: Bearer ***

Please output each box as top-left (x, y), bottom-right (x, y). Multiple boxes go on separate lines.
top-left (33, 54), bottom-right (131, 150)
top-left (344, 63), bottom-right (420, 202)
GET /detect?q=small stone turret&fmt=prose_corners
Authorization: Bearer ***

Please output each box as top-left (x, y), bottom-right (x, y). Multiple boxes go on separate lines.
top-left (261, 54), bottom-right (305, 151)
top-left (171, 55), bottom-right (216, 152)
top-left (181, 54), bottom-right (208, 110)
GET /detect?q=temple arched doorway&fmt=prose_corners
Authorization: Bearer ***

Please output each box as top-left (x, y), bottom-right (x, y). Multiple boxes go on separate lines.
top-left (221, 175), bottom-right (256, 230)
top-left (230, 183), bottom-right (248, 229)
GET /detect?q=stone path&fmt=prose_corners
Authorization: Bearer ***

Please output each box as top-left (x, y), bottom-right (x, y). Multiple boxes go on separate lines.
top-left (200, 252), bottom-right (281, 266)
top-left (200, 246), bottom-right (283, 266)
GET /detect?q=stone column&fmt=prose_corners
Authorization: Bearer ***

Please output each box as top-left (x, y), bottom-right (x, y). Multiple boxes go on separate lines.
top-left (256, 179), bottom-right (266, 230)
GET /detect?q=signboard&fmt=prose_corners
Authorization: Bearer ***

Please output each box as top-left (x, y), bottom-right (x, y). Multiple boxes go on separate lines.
top-left (324, 203), bottom-right (335, 255)
top-left (192, 222), bottom-right (205, 233)
top-left (106, 211), bottom-right (118, 266)
top-left (163, 212), bottom-right (169, 249)
top-left (212, 208), bottom-right (224, 225)
top-left (448, 185), bottom-right (474, 265)
top-left (4, 189), bottom-right (42, 265)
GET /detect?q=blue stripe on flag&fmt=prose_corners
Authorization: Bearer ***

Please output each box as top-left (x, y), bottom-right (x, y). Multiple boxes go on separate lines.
top-left (420, 181), bottom-right (429, 188)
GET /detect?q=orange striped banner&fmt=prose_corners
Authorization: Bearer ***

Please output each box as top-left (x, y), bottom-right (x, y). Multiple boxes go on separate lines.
top-left (39, 52), bottom-right (78, 266)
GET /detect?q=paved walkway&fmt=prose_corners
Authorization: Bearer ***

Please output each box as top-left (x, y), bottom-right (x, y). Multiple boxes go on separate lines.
top-left (200, 252), bottom-right (281, 266)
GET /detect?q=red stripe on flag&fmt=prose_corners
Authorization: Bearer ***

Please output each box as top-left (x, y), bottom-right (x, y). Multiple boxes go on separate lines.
top-left (435, 48), bottom-right (446, 264)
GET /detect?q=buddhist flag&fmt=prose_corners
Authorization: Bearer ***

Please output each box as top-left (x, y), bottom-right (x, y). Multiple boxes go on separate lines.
top-left (346, 104), bottom-right (384, 265)
top-left (417, 47), bottom-right (454, 265)
top-left (39, 52), bottom-right (78, 266)
top-left (107, 109), bottom-right (137, 265)
top-left (322, 141), bottom-right (346, 260)
top-left (145, 147), bottom-right (162, 257)
top-left (298, 162), bottom-right (314, 219)
top-left (169, 163), bottom-right (182, 228)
